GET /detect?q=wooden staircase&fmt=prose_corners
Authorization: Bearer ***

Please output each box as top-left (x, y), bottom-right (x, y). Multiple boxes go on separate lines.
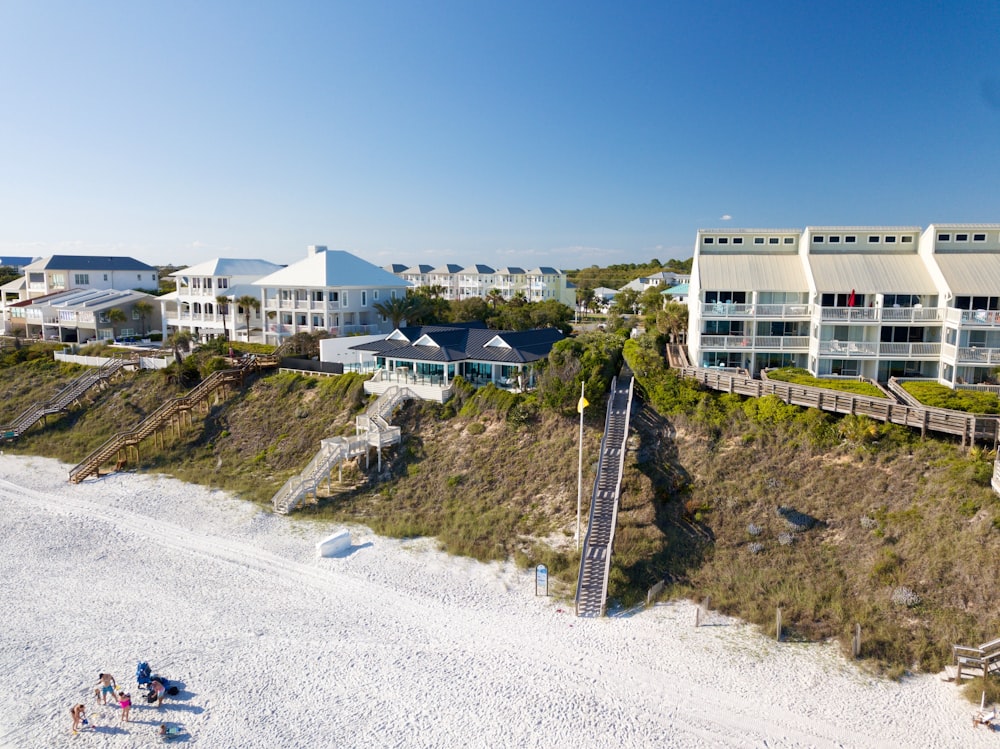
top-left (575, 375), bottom-right (635, 617)
top-left (272, 385), bottom-right (417, 514)
top-left (2, 356), bottom-right (134, 441)
top-left (68, 354), bottom-right (277, 484)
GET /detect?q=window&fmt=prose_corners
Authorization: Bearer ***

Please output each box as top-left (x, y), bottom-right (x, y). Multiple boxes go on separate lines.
top-left (901, 236), bottom-right (913, 243)
top-left (885, 236), bottom-right (896, 243)
top-left (974, 233), bottom-right (987, 242)
top-left (828, 236), bottom-right (840, 243)
top-left (132, 308), bottom-right (140, 320)
top-left (845, 235), bottom-right (856, 243)
top-left (938, 233), bottom-right (950, 242)
top-left (704, 237), bottom-right (714, 244)
top-left (754, 237), bottom-right (764, 244)
top-left (74, 274), bottom-right (89, 285)
top-left (361, 291), bottom-right (367, 306)
top-left (103, 274), bottom-right (108, 281)
top-left (732, 237), bottom-right (743, 245)
top-left (312, 290), bottom-right (324, 302)
top-left (783, 237), bottom-right (794, 244)
top-left (868, 235), bottom-right (880, 243)
top-left (218, 278), bottom-right (229, 289)
top-left (330, 291), bottom-right (339, 302)
top-left (956, 233), bottom-right (969, 241)
top-left (813, 236), bottom-right (825, 243)
top-left (138, 274), bottom-right (143, 281)
top-left (342, 292), bottom-right (349, 306)
top-left (373, 290), bottom-right (379, 300)
top-left (391, 289), bottom-right (397, 299)
top-left (768, 237), bottom-right (779, 244)
top-left (718, 237), bottom-right (729, 244)
top-left (205, 278), bottom-right (212, 288)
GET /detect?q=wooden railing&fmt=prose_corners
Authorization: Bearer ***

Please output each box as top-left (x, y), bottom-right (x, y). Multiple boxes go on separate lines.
top-left (2, 356), bottom-right (133, 440)
top-left (68, 354), bottom-right (279, 484)
top-left (676, 365), bottom-right (999, 446)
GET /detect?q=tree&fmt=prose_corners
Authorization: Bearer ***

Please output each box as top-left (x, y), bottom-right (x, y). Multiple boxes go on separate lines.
top-left (407, 286), bottom-right (449, 326)
top-left (167, 330), bottom-right (192, 363)
top-left (215, 295), bottom-right (231, 341)
top-left (656, 302), bottom-right (689, 343)
top-left (576, 287), bottom-right (596, 318)
top-left (132, 300), bottom-right (152, 336)
top-left (106, 307), bottom-right (127, 339)
top-left (611, 288), bottom-right (640, 316)
top-left (486, 288), bottom-right (505, 310)
top-left (373, 294), bottom-right (419, 329)
top-left (235, 295), bottom-right (261, 342)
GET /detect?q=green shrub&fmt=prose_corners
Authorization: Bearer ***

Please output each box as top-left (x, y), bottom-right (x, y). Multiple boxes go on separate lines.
top-left (902, 381), bottom-right (1000, 414)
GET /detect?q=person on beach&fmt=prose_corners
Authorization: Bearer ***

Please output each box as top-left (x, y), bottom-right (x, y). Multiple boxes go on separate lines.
top-left (118, 691), bottom-right (132, 722)
top-left (70, 704), bottom-right (87, 732)
top-left (151, 678), bottom-right (166, 707)
top-left (97, 673), bottom-right (117, 705)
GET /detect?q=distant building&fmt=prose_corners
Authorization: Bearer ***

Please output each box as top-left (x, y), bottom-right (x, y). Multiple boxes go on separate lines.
top-left (0, 256), bottom-right (35, 270)
top-left (256, 246), bottom-right (411, 345)
top-left (385, 262), bottom-right (574, 307)
top-left (7, 287), bottom-right (161, 343)
top-left (688, 223), bottom-right (1000, 386)
top-left (619, 271), bottom-right (691, 294)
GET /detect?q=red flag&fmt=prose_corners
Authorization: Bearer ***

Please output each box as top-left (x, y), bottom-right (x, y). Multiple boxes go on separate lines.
top-left (847, 289), bottom-right (856, 308)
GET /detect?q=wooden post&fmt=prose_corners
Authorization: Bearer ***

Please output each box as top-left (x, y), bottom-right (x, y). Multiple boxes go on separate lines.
top-left (695, 606), bottom-right (700, 627)
top-left (776, 608), bottom-right (782, 642)
top-left (852, 623), bottom-right (861, 658)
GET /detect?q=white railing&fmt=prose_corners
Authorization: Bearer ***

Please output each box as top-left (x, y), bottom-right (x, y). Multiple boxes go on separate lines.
top-left (748, 335), bottom-right (810, 350)
top-left (880, 306), bottom-right (944, 323)
top-left (957, 347), bottom-right (1000, 364)
top-left (819, 307), bottom-right (879, 323)
top-left (818, 341), bottom-right (879, 356)
top-left (946, 308), bottom-right (1000, 327)
top-left (878, 342), bottom-right (942, 357)
top-left (701, 302), bottom-right (811, 318)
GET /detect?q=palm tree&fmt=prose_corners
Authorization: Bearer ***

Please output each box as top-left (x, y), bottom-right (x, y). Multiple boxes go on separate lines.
top-left (486, 288), bottom-right (505, 310)
top-left (167, 330), bottom-right (192, 363)
top-left (235, 295), bottom-right (261, 342)
top-left (215, 295), bottom-right (231, 341)
top-left (132, 300), bottom-right (153, 336)
top-left (106, 307), bottom-right (127, 339)
top-left (373, 294), bottom-right (418, 329)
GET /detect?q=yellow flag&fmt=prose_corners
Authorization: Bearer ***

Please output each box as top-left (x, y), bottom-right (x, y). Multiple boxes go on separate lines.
top-left (577, 395), bottom-right (589, 413)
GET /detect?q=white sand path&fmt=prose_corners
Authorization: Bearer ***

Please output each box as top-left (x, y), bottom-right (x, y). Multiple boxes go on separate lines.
top-left (0, 455), bottom-right (991, 748)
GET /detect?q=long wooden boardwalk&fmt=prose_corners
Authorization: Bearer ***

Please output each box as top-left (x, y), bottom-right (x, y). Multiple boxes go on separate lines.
top-left (575, 375), bottom-right (635, 617)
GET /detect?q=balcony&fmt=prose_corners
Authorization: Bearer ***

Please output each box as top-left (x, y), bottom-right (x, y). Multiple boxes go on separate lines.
top-left (877, 342), bottom-right (942, 358)
top-left (957, 347), bottom-right (1000, 365)
top-left (701, 302), bottom-right (810, 318)
top-left (880, 306), bottom-right (943, 323)
top-left (819, 307), bottom-right (879, 323)
top-left (700, 333), bottom-right (810, 351)
top-left (818, 341), bottom-right (878, 356)
top-left (946, 308), bottom-right (1000, 327)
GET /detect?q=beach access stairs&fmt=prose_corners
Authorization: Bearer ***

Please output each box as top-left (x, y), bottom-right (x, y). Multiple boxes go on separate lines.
top-left (271, 385), bottom-right (417, 514)
top-left (575, 375), bottom-right (635, 617)
top-left (2, 355), bottom-right (135, 441)
top-left (948, 637), bottom-right (1000, 682)
top-left (68, 351), bottom-right (282, 484)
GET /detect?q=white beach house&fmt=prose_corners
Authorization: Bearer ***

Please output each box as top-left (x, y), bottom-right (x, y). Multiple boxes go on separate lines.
top-left (254, 246), bottom-right (411, 345)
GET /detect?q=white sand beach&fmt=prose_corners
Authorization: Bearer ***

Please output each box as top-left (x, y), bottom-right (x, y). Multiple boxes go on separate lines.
top-left (0, 453), bottom-right (993, 748)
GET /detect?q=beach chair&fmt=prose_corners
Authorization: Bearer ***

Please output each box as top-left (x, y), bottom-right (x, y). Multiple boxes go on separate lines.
top-left (136, 661), bottom-right (152, 691)
top-left (973, 691), bottom-right (996, 729)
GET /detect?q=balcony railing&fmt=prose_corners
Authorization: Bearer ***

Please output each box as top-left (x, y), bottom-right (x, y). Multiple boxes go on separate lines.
top-left (818, 341), bottom-right (878, 356)
top-left (877, 342), bottom-right (942, 357)
top-left (819, 307), bottom-right (879, 323)
top-left (701, 335), bottom-right (810, 350)
top-left (957, 347), bottom-right (1000, 364)
top-left (946, 308), bottom-right (1000, 327)
top-left (701, 302), bottom-right (810, 318)
top-left (880, 306), bottom-right (943, 323)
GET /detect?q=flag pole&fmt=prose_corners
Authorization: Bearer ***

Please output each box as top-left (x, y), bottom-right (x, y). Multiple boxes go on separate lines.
top-left (577, 381), bottom-right (584, 551)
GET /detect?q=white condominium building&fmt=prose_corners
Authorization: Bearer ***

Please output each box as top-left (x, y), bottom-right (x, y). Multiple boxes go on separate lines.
top-left (688, 224), bottom-right (1000, 386)
top-left (385, 263), bottom-right (575, 307)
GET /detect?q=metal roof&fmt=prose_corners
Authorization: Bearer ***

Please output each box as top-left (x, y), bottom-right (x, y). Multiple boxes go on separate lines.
top-left (253, 250), bottom-right (411, 290)
top-left (350, 324), bottom-right (564, 364)
top-left (170, 258), bottom-right (283, 278)
top-left (932, 252), bottom-right (1000, 295)
top-left (26, 255), bottom-right (156, 272)
top-left (697, 254), bottom-right (808, 292)
top-left (808, 253), bottom-right (937, 294)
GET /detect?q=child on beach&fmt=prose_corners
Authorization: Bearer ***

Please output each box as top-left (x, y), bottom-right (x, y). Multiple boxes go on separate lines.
top-left (97, 673), bottom-right (117, 705)
top-left (118, 691), bottom-right (132, 723)
top-left (70, 704), bottom-right (87, 732)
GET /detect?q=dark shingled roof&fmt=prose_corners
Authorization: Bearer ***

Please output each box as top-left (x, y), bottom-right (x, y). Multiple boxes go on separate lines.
top-left (33, 255), bottom-right (157, 272)
top-left (350, 323), bottom-right (564, 364)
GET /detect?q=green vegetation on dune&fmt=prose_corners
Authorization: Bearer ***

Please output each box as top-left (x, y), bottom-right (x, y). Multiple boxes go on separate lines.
top-left (765, 366), bottom-right (887, 398)
top-left (902, 380), bottom-right (1000, 414)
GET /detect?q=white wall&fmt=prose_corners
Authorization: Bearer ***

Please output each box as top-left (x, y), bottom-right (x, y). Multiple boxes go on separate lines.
top-left (319, 334), bottom-right (382, 367)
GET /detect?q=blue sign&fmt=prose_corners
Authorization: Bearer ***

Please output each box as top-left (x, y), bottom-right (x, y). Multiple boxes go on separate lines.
top-left (535, 564), bottom-right (548, 596)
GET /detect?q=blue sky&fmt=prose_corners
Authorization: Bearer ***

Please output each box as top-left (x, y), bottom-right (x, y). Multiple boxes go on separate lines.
top-left (1, 1), bottom-right (998, 271)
